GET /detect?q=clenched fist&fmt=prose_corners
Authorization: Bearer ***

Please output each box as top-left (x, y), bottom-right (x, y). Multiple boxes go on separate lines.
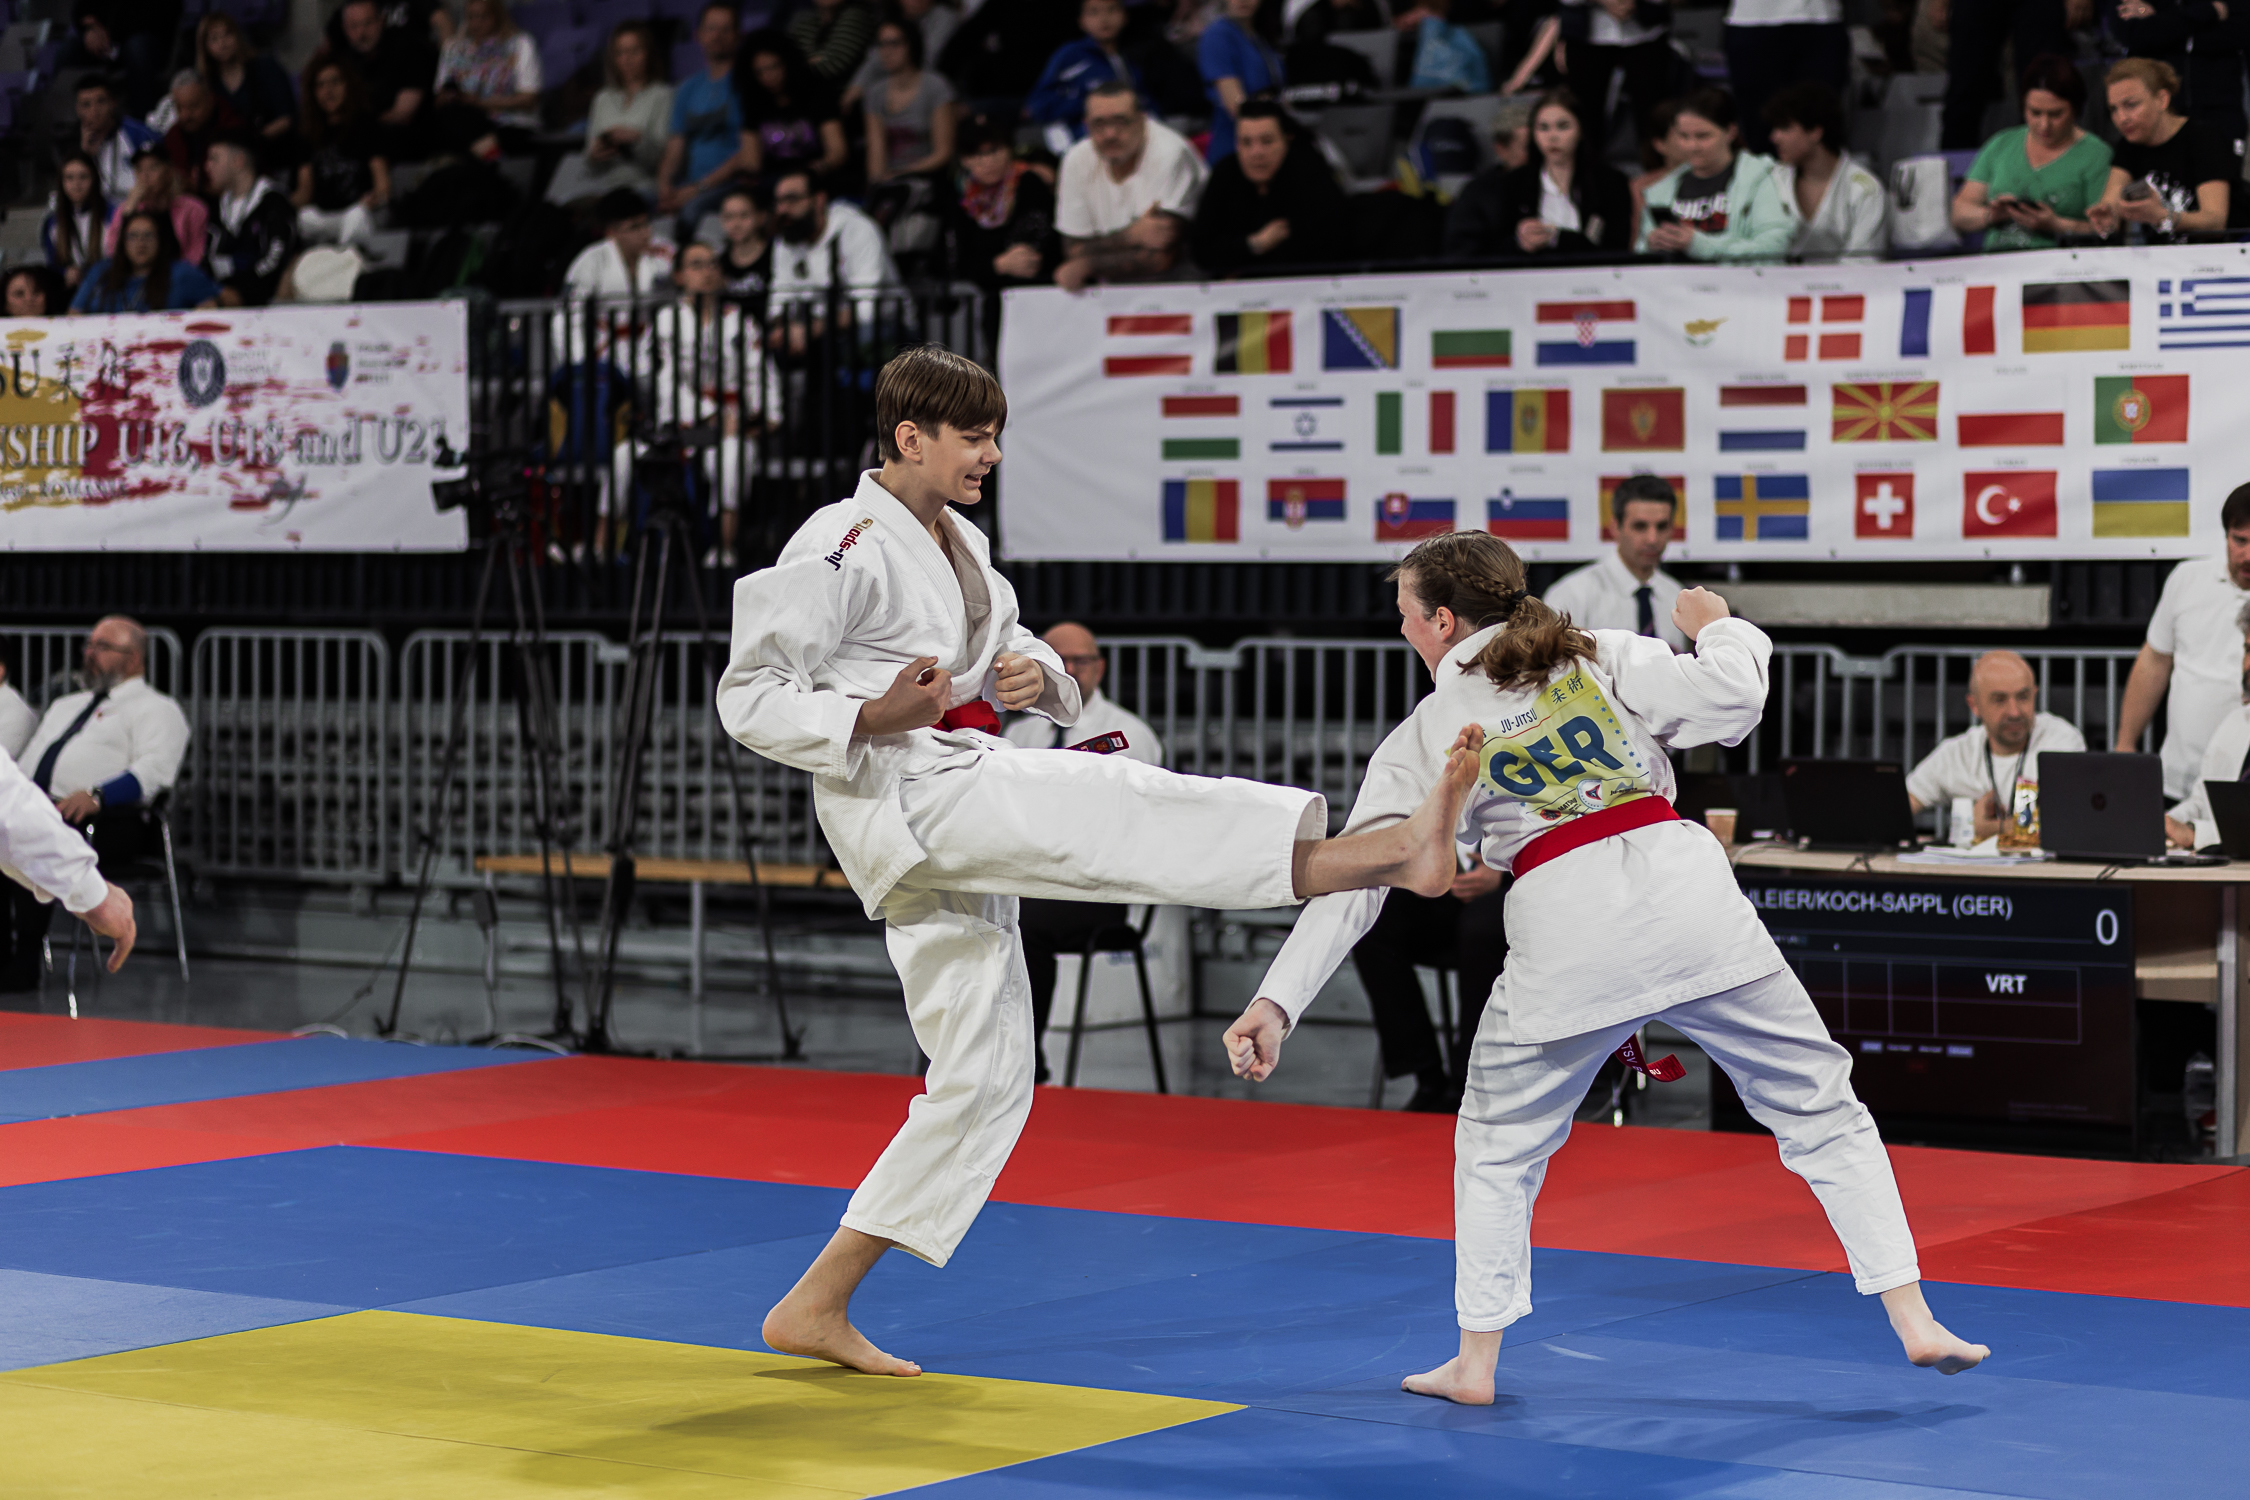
top-left (856, 657), bottom-right (953, 737)
top-left (994, 652), bottom-right (1044, 711)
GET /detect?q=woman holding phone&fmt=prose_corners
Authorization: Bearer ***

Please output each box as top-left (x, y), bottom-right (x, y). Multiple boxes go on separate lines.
top-left (1950, 54), bottom-right (2110, 251)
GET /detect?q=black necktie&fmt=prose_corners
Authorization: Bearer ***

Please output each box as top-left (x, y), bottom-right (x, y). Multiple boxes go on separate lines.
top-left (31, 690), bottom-right (106, 794)
top-left (1635, 585), bottom-right (1656, 637)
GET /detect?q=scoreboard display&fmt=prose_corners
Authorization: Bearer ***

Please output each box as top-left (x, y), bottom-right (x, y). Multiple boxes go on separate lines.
top-left (1736, 875), bottom-right (2136, 1131)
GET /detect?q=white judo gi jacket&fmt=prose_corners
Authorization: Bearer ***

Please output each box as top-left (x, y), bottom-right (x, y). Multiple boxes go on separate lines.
top-left (718, 472), bottom-right (1079, 915)
top-left (1258, 618), bottom-right (1785, 1045)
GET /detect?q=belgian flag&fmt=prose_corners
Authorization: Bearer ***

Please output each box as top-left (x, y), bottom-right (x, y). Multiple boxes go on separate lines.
top-left (2021, 281), bottom-right (2129, 353)
top-left (1215, 311), bottom-right (1293, 374)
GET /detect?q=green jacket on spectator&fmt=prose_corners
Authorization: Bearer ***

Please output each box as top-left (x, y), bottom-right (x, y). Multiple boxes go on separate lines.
top-left (1636, 151), bottom-right (1794, 262)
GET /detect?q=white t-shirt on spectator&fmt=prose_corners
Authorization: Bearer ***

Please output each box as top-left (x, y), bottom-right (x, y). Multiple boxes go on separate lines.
top-left (1561, 0), bottom-right (1666, 47)
top-left (1055, 119), bottom-right (1207, 240)
top-left (1542, 549), bottom-right (1688, 651)
top-left (766, 200), bottom-right (901, 325)
top-left (2168, 702), bottom-right (2250, 848)
top-left (1725, 0), bottom-right (1843, 23)
top-left (1903, 713), bottom-right (2085, 810)
top-left (2146, 555), bottom-right (2250, 798)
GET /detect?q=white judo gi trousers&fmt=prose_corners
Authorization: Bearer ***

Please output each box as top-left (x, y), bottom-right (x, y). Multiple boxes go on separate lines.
top-left (841, 744), bottom-right (1326, 1266)
top-left (1454, 965), bottom-right (1921, 1330)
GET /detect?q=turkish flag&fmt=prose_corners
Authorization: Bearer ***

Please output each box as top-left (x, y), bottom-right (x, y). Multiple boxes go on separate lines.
top-left (1961, 470), bottom-right (2057, 538)
top-left (1855, 473), bottom-right (1915, 538)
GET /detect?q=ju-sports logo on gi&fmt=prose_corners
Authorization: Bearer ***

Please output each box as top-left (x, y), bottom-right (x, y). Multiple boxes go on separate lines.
top-left (1476, 669), bottom-right (1655, 823)
top-left (178, 339), bottom-right (226, 407)
top-left (824, 516), bottom-right (876, 569)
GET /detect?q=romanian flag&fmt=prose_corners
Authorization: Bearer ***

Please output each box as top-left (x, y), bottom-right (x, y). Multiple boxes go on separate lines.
top-left (1600, 387), bottom-right (1685, 451)
top-left (1215, 311), bottom-right (1293, 374)
top-left (1162, 478), bottom-right (1238, 542)
top-left (2093, 375), bottom-right (2189, 444)
top-left (1486, 389), bottom-right (1570, 452)
top-left (1375, 392), bottom-right (1457, 454)
top-left (1599, 475), bottom-right (1687, 541)
top-left (1323, 307), bottom-right (1399, 370)
top-left (2022, 281), bottom-right (2130, 353)
top-left (1267, 477), bottom-right (1346, 525)
top-left (1432, 329), bottom-right (1512, 368)
top-left (1376, 493), bottom-right (1456, 540)
top-left (2092, 467), bottom-right (2191, 536)
top-left (1833, 381), bottom-right (1940, 443)
top-left (1486, 493), bottom-right (1570, 540)
top-left (1715, 474), bottom-right (1811, 541)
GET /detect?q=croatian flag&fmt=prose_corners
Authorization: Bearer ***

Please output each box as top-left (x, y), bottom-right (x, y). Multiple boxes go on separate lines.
top-left (1535, 301), bottom-right (1636, 366)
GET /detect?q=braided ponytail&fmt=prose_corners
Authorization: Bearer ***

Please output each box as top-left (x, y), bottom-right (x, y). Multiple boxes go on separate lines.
top-left (1389, 532), bottom-right (1596, 691)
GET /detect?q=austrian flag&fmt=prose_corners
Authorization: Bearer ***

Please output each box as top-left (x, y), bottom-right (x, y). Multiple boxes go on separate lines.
top-left (1104, 313), bottom-right (1194, 377)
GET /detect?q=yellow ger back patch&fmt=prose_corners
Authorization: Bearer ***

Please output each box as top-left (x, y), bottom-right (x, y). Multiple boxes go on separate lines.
top-left (1477, 668), bottom-right (1656, 823)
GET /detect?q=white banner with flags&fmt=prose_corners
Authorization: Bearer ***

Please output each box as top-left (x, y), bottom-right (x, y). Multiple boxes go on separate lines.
top-left (0, 301), bottom-right (469, 552)
top-left (997, 243), bottom-right (2250, 564)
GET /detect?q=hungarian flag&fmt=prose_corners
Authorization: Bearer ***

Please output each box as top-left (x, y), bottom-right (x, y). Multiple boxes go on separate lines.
top-left (1599, 475), bottom-right (1687, 541)
top-left (1266, 477), bottom-right (1345, 525)
top-left (1486, 389), bottom-right (1569, 452)
top-left (1215, 311), bottom-right (1292, 374)
top-left (1159, 394), bottom-right (1240, 461)
top-left (2093, 374), bottom-right (2189, 444)
top-left (1486, 493), bottom-right (1570, 540)
top-left (1162, 478), bottom-right (1239, 541)
top-left (1376, 494), bottom-right (1456, 540)
top-left (1832, 381), bottom-right (1940, 443)
top-left (1962, 471), bottom-right (2058, 537)
top-left (2022, 281), bottom-right (2129, 353)
top-left (1600, 387), bottom-right (1684, 451)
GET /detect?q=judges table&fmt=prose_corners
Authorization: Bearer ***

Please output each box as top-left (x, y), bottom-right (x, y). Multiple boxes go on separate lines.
top-left (1730, 844), bottom-right (2248, 1156)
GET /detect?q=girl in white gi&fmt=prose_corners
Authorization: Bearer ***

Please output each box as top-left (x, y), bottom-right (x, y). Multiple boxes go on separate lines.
top-left (720, 347), bottom-right (1483, 1379)
top-left (1224, 532), bottom-right (1988, 1405)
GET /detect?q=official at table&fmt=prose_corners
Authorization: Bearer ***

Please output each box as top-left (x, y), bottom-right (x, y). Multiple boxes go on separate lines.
top-left (1904, 649), bottom-right (2085, 841)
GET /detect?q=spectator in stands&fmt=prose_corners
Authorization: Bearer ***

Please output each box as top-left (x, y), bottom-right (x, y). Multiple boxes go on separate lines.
top-left (938, 0), bottom-right (1085, 120)
top-left (204, 134), bottom-right (299, 308)
top-left (2109, 0), bottom-right (2248, 150)
top-left (1028, 0), bottom-right (1142, 153)
top-left (63, 1), bottom-right (171, 115)
top-left (74, 209), bottom-right (220, 313)
top-left (1445, 87), bottom-right (1632, 259)
top-left (1190, 99), bottom-right (1347, 272)
top-left (1054, 81), bottom-right (1207, 289)
top-left (196, 13), bottom-right (297, 146)
top-left (789, 0), bottom-right (880, 83)
top-left (295, 58), bottom-right (392, 249)
top-left (1636, 87), bottom-right (1793, 261)
top-left (0, 651), bottom-right (33, 756)
top-left (740, 34), bottom-right (850, 180)
top-left (714, 186), bottom-right (773, 296)
top-left (2118, 483), bottom-right (2250, 800)
top-left (1949, 54), bottom-right (2110, 250)
top-left (1543, 473), bottom-right (1688, 649)
top-left (546, 22), bottom-right (675, 207)
top-left (657, 3), bottom-right (756, 241)
top-left (1725, 0), bottom-right (1849, 156)
top-left (161, 72), bottom-right (243, 203)
top-left (333, 0), bottom-right (440, 161)
top-left (765, 166), bottom-right (900, 321)
top-left (864, 16), bottom-right (958, 183)
top-left (1200, 0), bottom-right (1285, 162)
top-left (844, 0), bottom-right (962, 109)
top-left (42, 151), bottom-right (111, 293)
top-left (104, 149), bottom-right (208, 267)
top-left (1489, 94), bottom-right (1533, 171)
top-left (564, 187), bottom-right (676, 301)
top-left (433, 0), bottom-right (545, 158)
top-left (1550, 0), bottom-right (1675, 150)
top-left (2089, 56), bottom-right (2233, 242)
top-left (1938, 0), bottom-right (2086, 149)
top-left (948, 118), bottom-right (1058, 288)
top-left (1764, 83), bottom-right (1885, 260)
top-left (76, 76), bottom-right (160, 205)
top-left (1, 615), bottom-right (189, 992)
top-left (1904, 650), bottom-right (2086, 841)
top-left (3, 266), bottom-right (67, 318)
top-left (1400, 0), bottom-right (1492, 94)
top-left (1628, 95), bottom-right (1684, 228)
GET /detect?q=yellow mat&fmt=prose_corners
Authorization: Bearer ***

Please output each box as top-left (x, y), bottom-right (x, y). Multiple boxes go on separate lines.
top-left (0, 1310), bottom-right (1237, 1498)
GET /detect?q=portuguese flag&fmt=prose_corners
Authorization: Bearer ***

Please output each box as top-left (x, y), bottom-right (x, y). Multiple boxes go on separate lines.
top-left (2093, 374), bottom-right (2189, 444)
top-left (2021, 281), bottom-right (2129, 353)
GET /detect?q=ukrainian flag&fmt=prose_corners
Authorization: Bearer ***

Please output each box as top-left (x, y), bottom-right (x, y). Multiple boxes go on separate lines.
top-left (1714, 474), bottom-right (1810, 540)
top-left (1162, 479), bottom-right (1239, 542)
top-left (1486, 390), bottom-right (1569, 453)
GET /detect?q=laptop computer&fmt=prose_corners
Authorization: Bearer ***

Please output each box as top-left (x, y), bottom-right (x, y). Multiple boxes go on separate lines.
top-left (2201, 779), bottom-right (2250, 858)
top-left (2038, 752), bottom-right (2166, 862)
top-left (1778, 760), bottom-right (1917, 851)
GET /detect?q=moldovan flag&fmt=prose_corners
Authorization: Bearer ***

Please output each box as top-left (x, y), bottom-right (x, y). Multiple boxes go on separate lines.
top-left (1215, 311), bottom-right (1293, 374)
top-left (1962, 471), bottom-right (2057, 537)
top-left (1714, 474), bottom-right (1810, 540)
top-left (2092, 467), bottom-right (2191, 537)
top-left (1104, 313), bottom-right (1193, 376)
top-left (2022, 281), bottom-right (2130, 353)
top-left (1432, 329), bottom-right (1512, 368)
top-left (1267, 477), bottom-right (1346, 524)
top-left (1957, 393), bottom-right (2064, 447)
top-left (1376, 493), bottom-right (1455, 540)
top-left (1832, 381), bottom-right (1940, 442)
top-left (1162, 478), bottom-right (1239, 541)
top-left (1487, 389), bottom-right (1569, 452)
top-left (1599, 475), bottom-right (1688, 541)
top-left (1601, 387), bottom-right (1685, 450)
top-left (1323, 307), bottom-right (1400, 370)
top-left (2093, 375), bottom-right (2189, 444)
top-left (1486, 493), bottom-right (1570, 540)
top-left (1376, 391), bottom-right (1457, 454)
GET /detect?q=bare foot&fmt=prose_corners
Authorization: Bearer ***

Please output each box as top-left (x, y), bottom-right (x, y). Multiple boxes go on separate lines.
top-left (1396, 725), bottom-right (1486, 896)
top-left (1402, 1353), bottom-right (1496, 1405)
top-left (763, 1297), bottom-right (922, 1376)
top-left (1881, 1281), bottom-right (1989, 1375)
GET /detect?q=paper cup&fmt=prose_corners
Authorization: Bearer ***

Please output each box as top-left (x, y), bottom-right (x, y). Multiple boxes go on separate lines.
top-left (1704, 807), bottom-right (1738, 844)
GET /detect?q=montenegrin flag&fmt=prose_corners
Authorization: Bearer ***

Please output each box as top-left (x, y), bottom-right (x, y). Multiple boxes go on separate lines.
top-left (1832, 381), bottom-right (1940, 443)
top-left (1600, 387), bottom-right (1684, 450)
top-left (1215, 311), bottom-right (1293, 374)
top-left (1162, 478), bottom-right (1239, 541)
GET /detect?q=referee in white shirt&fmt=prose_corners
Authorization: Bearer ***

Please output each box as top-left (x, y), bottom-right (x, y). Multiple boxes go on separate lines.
top-left (2117, 485), bottom-right (2250, 798)
top-left (1903, 650), bottom-right (2085, 841)
top-left (1541, 475), bottom-right (1689, 650)
top-left (2, 616), bottom-right (184, 992)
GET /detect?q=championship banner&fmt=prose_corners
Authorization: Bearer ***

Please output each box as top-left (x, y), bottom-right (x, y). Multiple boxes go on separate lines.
top-left (0, 301), bottom-right (470, 551)
top-left (997, 244), bottom-right (2250, 563)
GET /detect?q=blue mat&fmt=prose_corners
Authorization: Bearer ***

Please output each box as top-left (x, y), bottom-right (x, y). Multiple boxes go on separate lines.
top-left (0, 1268), bottom-right (348, 1372)
top-left (0, 1034), bottom-right (544, 1122)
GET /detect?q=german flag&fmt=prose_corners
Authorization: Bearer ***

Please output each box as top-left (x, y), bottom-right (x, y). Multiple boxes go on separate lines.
top-left (1832, 381), bottom-right (1940, 442)
top-left (1215, 311), bottom-right (1293, 374)
top-left (2022, 281), bottom-right (2129, 353)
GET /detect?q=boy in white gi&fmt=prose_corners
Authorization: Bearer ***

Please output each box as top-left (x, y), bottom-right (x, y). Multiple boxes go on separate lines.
top-left (1225, 532), bottom-right (1988, 1405)
top-left (719, 346), bottom-right (1482, 1377)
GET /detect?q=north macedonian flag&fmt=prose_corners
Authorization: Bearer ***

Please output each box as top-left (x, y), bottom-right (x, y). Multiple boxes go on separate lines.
top-left (1600, 388), bottom-right (1684, 451)
top-left (2021, 280), bottom-right (2129, 353)
top-left (2093, 374), bottom-right (2189, 444)
top-left (1832, 381), bottom-right (1940, 442)
top-left (1215, 311), bottom-right (1293, 374)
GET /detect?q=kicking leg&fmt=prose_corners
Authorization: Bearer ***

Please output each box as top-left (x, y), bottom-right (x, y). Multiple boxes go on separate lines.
top-left (1296, 726), bottom-right (1485, 900)
top-left (763, 1227), bottom-right (922, 1377)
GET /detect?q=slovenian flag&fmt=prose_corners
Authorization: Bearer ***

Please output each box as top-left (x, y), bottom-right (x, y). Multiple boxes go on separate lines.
top-left (1376, 494), bottom-right (1456, 540)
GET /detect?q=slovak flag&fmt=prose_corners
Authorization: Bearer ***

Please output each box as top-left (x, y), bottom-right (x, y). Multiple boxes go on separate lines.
top-left (1962, 471), bottom-right (2057, 538)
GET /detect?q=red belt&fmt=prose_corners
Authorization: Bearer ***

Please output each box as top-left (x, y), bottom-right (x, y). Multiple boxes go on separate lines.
top-left (1512, 795), bottom-right (1680, 880)
top-left (937, 699), bottom-right (1001, 734)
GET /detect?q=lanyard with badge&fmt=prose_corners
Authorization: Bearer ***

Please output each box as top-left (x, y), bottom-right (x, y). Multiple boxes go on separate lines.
top-left (1984, 736), bottom-right (2040, 849)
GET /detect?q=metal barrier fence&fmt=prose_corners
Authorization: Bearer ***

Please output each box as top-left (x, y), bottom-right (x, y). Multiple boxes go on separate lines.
top-left (0, 625), bottom-right (185, 710)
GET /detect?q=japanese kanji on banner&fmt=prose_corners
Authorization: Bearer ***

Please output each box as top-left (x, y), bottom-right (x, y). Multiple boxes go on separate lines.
top-left (0, 301), bottom-right (470, 551)
top-left (996, 243), bottom-right (2250, 563)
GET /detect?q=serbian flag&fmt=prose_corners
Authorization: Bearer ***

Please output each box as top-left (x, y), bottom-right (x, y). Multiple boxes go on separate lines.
top-left (1162, 478), bottom-right (1239, 541)
top-left (2023, 280), bottom-right (2129, 353)
top-left (1215, 311), bottom-right (1293, 374)
top-left (1486, 492), bottom-right (1570, 540)
top-left (2093, 375), bottom-right (2189, 444)
top-left (1376, 494), bottom-right (1456, 540)
top-left (1486, 389), bottom-right (1569, 452)
top-left (1962, 471), bottom-right (2058, 537)
top-left (1267, 477), bottom-right (1346, 525)
top-left (1600, 387), bottom-right (1685, 451)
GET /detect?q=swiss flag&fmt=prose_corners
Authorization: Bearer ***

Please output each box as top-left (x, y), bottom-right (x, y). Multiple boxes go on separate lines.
top-left (1855, 473), bottom-right (1914, 538)
top-left (1962, 471), bottom-right (2057, 538)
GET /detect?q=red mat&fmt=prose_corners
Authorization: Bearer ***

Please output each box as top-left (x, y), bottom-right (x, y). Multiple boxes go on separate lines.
top-left (0, 1014), bottom-right (285, 1071)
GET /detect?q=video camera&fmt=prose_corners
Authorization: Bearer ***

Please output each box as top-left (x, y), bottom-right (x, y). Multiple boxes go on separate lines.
top-left (429, 438), bottom-right (536, 520)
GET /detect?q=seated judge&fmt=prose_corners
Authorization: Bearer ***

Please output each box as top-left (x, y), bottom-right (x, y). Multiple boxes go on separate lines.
top-left (2166, 601), bottom-right (2250, 849)
top-left (1004, 622), bottom-right (1164, 1082)
top-left (1541, 474), bottom-right (1687, 649)
top-left (1904, 649), bottom-right (2085, 841)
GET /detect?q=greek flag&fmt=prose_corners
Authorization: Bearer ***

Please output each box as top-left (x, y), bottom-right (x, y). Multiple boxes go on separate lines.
top-left (2157, 277), bottom-right (2250, 350)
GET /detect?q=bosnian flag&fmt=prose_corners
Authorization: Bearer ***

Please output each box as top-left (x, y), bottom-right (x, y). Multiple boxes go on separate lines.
top-left (1535, 300), bottom-right (1636, 366)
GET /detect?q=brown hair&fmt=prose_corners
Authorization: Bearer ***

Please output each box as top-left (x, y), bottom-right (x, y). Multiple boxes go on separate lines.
top-left (2106, 56), bottom-right (2180, 100)
top-left (874, 345), bottom-right (1007, 461)
top-left (1390, 532), bottom-right (1595, 692)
